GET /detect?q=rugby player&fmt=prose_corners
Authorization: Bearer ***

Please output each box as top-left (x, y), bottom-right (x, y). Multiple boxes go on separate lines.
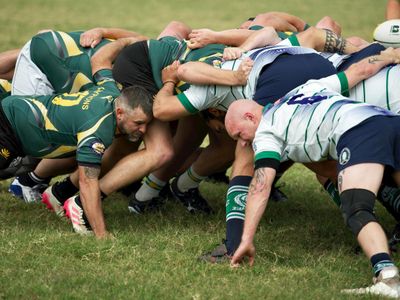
top-left (0, 40), bottom-right (154, 238)
top-left (228, 49), bottom-right (400, 298)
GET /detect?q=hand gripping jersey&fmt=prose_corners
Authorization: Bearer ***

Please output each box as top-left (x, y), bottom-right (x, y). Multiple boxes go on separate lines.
top-left (253, 73), bottom-right (395, 166)
top-left (177, 40), bottom-right (317, 113)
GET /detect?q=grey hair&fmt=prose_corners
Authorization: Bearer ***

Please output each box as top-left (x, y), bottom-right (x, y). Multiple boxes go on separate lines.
top-left (115, 85), bottom-right (153, 118)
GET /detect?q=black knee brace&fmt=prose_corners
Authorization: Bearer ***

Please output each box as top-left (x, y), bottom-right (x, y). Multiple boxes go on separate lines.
top-left (340, 189), bottom-right (377, 236)
top-left (0, 156), bottom-right (40, 180)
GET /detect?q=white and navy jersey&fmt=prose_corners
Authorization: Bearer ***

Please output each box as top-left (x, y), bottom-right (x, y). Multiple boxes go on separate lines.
top-left (177, 40), bottom-right (316, 113)
top-left (253, 72), bottom-right (395, 168)
top-left (351, 65), bottom-right (400, 113)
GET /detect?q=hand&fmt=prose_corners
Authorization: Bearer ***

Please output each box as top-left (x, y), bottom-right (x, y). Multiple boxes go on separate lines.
top-left (230, 240), bottom-right (256, 267)
top-left (162, 60), bottom-right (181, 84)
top-left (187, 28), bottom-right (217, 49)
top-left (378, 47), bottom-right (400, 63)
top-left (234, 57), bottom-right (254, 85)
top-left (80, 28), bottom-right (104, 48)
top-left (223, 47), bottom-right (245, 61)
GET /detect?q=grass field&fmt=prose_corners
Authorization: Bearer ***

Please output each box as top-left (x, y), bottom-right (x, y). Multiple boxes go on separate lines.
top-left (0, 0), bottom-right (394, 299)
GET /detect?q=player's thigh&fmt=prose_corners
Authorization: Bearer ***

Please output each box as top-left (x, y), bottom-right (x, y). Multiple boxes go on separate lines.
top-left (338, 163), bottom-right (384, 194)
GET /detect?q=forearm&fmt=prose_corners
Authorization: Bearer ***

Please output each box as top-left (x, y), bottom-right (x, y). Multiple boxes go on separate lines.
top-left (239, 27), bottom-right (281, 51)
top-left (344, 51), bottom-right (400, 88)
top-left (91, 37), bottom-right (138, 74)
top-left (213, 29), bottom-right (255, 46)
top-left (241, 167), bottom-right (276, 242)
top-left (153, 82), bottom-right (189, 121)
top-left (78, 165), bottom-right (106, 238)
top-left (178, 62), bottom-right (240, 85)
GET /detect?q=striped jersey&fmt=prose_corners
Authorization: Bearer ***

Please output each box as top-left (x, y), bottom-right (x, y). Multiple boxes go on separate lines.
top-left (177, 38), bottom-right (316, 113)
top-left (350, 65), bottom-right (400, 113)
top-left (253, 73), bottom-right (395, 165)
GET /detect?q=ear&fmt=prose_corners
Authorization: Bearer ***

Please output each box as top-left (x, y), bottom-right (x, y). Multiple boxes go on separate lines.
top-left (115, 107), bottom-right (124, 121)
top-left (244, 112), bottom-right (255, 123)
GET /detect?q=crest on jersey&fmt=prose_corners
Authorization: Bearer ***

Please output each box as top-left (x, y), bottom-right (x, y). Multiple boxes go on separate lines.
top-left (339, 147), bottom-right (351, 165)
top-left (91, 142), bottom-right (105, 156)
top-left (0, 148), bottom-right (10, 159)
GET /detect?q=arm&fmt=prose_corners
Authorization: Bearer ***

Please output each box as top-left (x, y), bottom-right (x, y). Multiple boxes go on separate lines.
top-left (344, 48), bottom-right (400, 88)
top-left (153, 82), bottom-right (190, 121)
top-left (78, 165), bottom-right (107, 238)
top-left (177, 58), bottom-right (253, 86)
top-left (188, 28), bottom-right (255, 49)
top-left (223, 27), bottom-right (281, 60)
top-left (80, 27), bottom-right (148, 48)
top-left (153, 61), bottom-right (194, 121)
top-left (90, 37), bottom-right (143, 74)
top-left (231, 167), bottom-right (276, 266)
top-left (251, 11), bottom-right (307, 32)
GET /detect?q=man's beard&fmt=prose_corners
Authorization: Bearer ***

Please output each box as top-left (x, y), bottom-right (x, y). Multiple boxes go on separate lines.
top-left (127, 131), bottom-right (143, 142)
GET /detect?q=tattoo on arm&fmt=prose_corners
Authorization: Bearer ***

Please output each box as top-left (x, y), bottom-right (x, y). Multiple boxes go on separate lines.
top-left (368, 56), bottom-right (381, 64)
top-left (83, 166), bottom-right (101, 179)
top-left (337, 173), bottom-right (343, 193)
top-left (323, 29), bottom-right (347, 54)
top-left (249, 168), bottom-right (267, 196)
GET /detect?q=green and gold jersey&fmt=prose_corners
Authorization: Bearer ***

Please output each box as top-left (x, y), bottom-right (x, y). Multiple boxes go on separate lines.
top-left (148, 37), bottom-right (225, 92)
top-left (0, 79), bottom-right (11, 100)
top-left (1, 69), bottom-right (119, 165)
top-left (30, 31), bottom-right (112, 94)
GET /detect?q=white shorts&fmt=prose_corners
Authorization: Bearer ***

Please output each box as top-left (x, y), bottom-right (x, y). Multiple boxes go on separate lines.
top-left (11, 40), bottom-right (54, 96)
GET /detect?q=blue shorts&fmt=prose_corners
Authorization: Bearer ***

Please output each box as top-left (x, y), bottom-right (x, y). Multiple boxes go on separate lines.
top-left (336, 115), bottom-right (400, 172)
top-left (253, 53), bottom-right (336, 106)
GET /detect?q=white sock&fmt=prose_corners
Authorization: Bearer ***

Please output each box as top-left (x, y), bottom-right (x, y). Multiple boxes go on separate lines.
top-left (135, 174), bottom-right (166, 202)
top-left (177, 166), bottom-right (207, 192)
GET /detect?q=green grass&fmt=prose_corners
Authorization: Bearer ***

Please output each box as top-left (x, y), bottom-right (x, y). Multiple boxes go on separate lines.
top-left (0, 0), bottom-right (395, 299)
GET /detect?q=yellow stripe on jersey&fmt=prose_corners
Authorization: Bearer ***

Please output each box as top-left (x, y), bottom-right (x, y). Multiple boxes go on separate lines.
top-left (42, 145), bottom-right (76, 158)
top-left (70, 73), bottom-right (92, 93)
top-left (77, 112), bottom-right (112, 146)
top-left (29, 99), bottom-right (58, 131)
top-left (0, 79), bottom-right (11, 92)
top-left (57, 31), bottom-right (82, 56)
top-left (52, 90), bottom-right (89, 106)
top-left (198, 53), bottom-right (223, 63)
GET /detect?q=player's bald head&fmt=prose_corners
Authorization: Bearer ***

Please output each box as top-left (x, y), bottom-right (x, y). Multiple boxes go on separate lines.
top-left (226, 100), bottom-right (257, 132)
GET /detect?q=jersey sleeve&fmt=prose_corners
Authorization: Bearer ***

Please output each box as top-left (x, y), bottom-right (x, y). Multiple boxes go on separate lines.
top-left (253, 126), bottom-right (284, 171)
top-left (76, 112), bottom-right (115, 166)
top-left (176, 85), bottom-right (221, 113)
top-left (313, 72), bottom-right (349, 96)
top-left (93, 69), bottom-right (121, 97)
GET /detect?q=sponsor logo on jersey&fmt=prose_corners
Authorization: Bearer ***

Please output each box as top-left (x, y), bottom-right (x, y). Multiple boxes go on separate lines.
top-left (91, 142), bottom-right (105, 155)
top-left (0, 148), bottom-right (10, 159)
top-left (339, 147), bottom-right (351, 165)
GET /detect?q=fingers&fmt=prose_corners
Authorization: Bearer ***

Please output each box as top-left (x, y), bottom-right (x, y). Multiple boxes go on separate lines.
top-left (223, 47), bottom-right (244, 60)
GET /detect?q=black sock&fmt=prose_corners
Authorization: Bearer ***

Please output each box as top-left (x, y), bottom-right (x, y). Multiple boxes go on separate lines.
top-left (18, 172), bottom-right (50, 187)
top-left (52, 176), bottom-right (79, 204)
top-left (371, 252), bottom-right (394, 277)
top-left (225, 176), bottom-right (252, 255)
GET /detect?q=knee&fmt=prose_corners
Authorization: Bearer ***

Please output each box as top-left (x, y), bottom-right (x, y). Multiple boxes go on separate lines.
top-left (340, 189), bottom-right (377, 236)
top-left (148, 142), bottom-right (175, 169)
